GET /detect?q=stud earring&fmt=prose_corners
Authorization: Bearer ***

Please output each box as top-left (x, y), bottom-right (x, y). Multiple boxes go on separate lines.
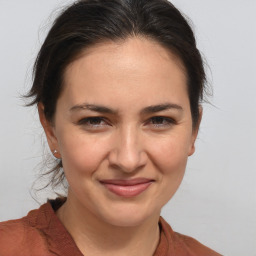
top-left (53, 149), bottom-right (58, 155)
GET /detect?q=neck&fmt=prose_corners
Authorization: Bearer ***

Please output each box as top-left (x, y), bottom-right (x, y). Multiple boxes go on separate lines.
top-left (57, 193), bottom-right (160, 256)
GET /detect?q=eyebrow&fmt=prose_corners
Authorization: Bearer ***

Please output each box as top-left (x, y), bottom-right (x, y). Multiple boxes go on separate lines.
top-left (69, 103), bottom-right (183, 114)
top-left (140, 103), bottom-right (183, 114)
top-left (69, 103), bottom-right (117, 114)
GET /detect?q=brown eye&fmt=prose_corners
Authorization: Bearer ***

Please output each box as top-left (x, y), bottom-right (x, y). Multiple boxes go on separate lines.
top-left (78, 117), bottom-right (109, 128)
top-left (147, 116), bottom-right (176, 128)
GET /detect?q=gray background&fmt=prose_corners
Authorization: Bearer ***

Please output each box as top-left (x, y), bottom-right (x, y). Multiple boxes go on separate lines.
top-left (0, 1), bottom-right (255, 255)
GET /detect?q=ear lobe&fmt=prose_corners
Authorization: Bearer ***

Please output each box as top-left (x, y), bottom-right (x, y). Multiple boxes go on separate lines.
top-left (188, 106), bottom-right (203, 156)
top-left (188, 144), bottom-right (195, 156)
top-left (38, 103), bottom-right (59, 155)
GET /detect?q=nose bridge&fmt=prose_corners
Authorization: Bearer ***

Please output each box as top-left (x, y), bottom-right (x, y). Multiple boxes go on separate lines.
top-left (110, 123), bottom-right (146, 172)
top-left (121, 124), bottom-right (138, 156)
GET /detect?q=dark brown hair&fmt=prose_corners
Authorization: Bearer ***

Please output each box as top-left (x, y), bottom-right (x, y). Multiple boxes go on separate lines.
top-left (27, 0), bottom-right (207, 189)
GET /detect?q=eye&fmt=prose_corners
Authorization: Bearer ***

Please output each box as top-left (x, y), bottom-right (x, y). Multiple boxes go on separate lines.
top-left (146, 116), bottom-right (176, 128)
top-left (77, 117), bottom-right (110, 129)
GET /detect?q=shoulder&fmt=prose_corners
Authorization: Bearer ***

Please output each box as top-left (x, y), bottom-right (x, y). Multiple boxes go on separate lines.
top-left (159, 217), bottom-right (222, 256)
top-left (0, 204), bottom-right (54, 256)
top-left (0, 218), bottom-right (30, 255)
top-left (173, 232), bottom-right (222, 256)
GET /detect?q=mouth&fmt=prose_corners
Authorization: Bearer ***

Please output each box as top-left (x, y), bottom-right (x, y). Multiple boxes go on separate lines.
top-left (99, 178), bottom-right (154, 198)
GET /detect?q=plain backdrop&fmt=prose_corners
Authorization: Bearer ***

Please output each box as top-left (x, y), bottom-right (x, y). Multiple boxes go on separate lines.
top-left (0, 1), bottom-right (255, 255)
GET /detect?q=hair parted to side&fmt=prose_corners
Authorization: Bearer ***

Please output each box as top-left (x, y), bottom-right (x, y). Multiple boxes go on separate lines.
top-left (26, 0), bottom-right (207, 190)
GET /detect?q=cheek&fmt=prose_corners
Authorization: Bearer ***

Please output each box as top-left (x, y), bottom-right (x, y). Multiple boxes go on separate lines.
top-left (148, 135), bottom-right (190, 205)
top-left (57, 129), bottom-right (110, 177)
top-left (148, 134), bottom-right (191, 173)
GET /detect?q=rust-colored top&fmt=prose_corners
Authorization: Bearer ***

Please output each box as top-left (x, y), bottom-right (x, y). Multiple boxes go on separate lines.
top-left (0, 198), bottom-right (222, 256)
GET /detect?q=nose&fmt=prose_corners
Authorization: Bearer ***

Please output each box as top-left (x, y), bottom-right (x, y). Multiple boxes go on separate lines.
top-left (108, 126), bottom-right (147, 173)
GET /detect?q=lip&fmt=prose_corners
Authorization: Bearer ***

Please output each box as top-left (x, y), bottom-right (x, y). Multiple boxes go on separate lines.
top-left (100, 178), bottom-right (154, 198)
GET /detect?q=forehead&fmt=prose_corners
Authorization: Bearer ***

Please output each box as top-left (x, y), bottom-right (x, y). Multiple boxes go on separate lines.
top-left (60, 37), bottom-right (189, 110)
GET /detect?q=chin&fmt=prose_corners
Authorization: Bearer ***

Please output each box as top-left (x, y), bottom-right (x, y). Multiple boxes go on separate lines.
top-left (98, 203), bottom-right (159, 228)
top-left (104, 214), bottom-right (151, 227)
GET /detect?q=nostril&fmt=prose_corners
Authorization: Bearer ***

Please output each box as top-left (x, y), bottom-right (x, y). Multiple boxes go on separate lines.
top-left (108, 149), bottom-right (147, 173)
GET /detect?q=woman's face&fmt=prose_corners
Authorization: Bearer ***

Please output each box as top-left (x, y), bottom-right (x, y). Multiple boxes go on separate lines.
top-left (41, 37), bottom-right (200, 227)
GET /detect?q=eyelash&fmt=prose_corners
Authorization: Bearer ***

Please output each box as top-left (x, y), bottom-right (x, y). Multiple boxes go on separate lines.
top-left (77, 117), bottom-right (109, 128)
top-left (77, 116), bottom-right (176, 129)
top-left (146, 116), bottom-right (176, 128)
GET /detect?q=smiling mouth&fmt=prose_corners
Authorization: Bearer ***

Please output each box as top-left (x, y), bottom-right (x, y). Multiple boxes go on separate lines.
top-left (99, 178), bottom-right (154, 198)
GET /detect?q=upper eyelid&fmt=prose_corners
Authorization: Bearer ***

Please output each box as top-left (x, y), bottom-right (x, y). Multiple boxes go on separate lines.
top-left (143, 116), bottom-right (177, 127)
top-left (76, 115), bottom-right (176, 125)
top-left (148, 116), bottom-right (176, 122)
top-left (77, 116), bottom-right (109, 125)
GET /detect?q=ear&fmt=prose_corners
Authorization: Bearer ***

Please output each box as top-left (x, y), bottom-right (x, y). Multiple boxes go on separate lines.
top-left (188, 106), bottom-right (203, 156)
top-left (38, 102), bottom-right (61, 158)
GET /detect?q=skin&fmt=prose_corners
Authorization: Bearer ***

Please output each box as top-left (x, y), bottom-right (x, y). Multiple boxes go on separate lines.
top-left (39, 37), bottom-right (201, 256)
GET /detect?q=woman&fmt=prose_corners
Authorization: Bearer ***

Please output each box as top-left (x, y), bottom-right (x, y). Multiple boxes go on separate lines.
top-left (0, 0), bottom-right (222, 255)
